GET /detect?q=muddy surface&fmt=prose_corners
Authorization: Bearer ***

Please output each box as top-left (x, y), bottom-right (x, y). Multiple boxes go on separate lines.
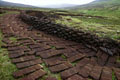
top-left (0, 12), bottom-right (120, 80)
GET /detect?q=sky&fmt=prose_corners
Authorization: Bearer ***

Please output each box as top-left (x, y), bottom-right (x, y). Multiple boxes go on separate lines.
top-left (2, 0), bottom-right (95, 7)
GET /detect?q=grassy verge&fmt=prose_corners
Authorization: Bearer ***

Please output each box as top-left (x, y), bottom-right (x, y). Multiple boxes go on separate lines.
top-left (0, 30), bottom-right (17, 80)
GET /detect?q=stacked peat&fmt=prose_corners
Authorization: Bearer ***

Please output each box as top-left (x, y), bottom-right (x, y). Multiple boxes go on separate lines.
top-left (20, 11), bottom-right (120, 56)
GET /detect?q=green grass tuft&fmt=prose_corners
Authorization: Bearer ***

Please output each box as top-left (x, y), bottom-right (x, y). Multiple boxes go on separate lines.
top-left (9, 37), bottom-right (17, 43)
top-left (50, 46), bottom-right (56, 49)
top-left (41, 63), bottom-right (62, 80)
top-left (112, 71), bottom-right (117, 80)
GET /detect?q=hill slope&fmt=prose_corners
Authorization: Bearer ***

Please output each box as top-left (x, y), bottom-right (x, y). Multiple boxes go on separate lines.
top-left (0, 0), bottom-right (37, 7)
top-left (71, 0), bottom-right (120, 9)
top-left (68, 0), bottom-right (120, 19)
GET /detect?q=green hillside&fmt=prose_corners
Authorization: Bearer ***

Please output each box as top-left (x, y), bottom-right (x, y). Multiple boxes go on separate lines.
top-left (69, 0), bottom-right (120, 19)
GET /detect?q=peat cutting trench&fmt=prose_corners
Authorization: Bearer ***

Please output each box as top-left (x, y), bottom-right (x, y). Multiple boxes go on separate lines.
top-left (0, 10), bottom-right (120, 80)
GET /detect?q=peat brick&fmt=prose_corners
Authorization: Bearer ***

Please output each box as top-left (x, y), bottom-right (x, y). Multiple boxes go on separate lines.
top-left (2, 43), bottom-right (19, 48)
top-left (16, 58), bottom-right (42, 69)
top-left (8, 46), bottom-right (20, 51)
top-left (23, 42), bottom-right (35, 46)
top-left (97, 53), bottom-right (109, 66)
top-left (78, 64), bottom-right (93, 77)
top-left (18, 39), bottom-right (33, 44)
top-left (66, 74), bottom-right (85, 80)
top-left (9, 51), bottom-right (25, 58)
top-left (32, 45), bottom-right (50, 52)
top-left (89, 57), bottom-right (97, 66)
top-left (49, 44), bottom-right (66, 49)
top-left (49, 62), bottom-right (72, 73)
top-left (46, 77), bottom-right (57, 80)
top-left (60, 67), bottom-right (78, 79)
top-left (76, 58), bottom-right (90, 68)
top-left (43, 57), bottom-right (64, 66)
top-left (59, 48), bottom-right (79, 58)
top-left (101, 67), bottom-right (112, 80)
top-left (67, 53), bottom-right (85, 62)
top-left (26, 50), bottom-right (35, 55)
top-left (13, 64), bottom-right (43, 78)
top-left (87, 51), bottom-right (96, 57)
top-left (29, 44), bottom-right (41, 49)
top-left (11, 55), bottom-right (36, 63)
top-left (8, 46), bottom-right (29, 51)
top-left (37, 50), bottom-right (62, 59)
top-left (9, 50), bottom-right (23, 54)
top-left (90, 65), bottom-right (102, 80)
top-left (107, 57), bottom-right (116, 63)
top-left (20, 69), bottom-right (46, 80)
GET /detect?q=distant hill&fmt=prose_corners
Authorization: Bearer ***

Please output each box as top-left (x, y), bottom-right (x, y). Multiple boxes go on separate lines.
top-left (68, 0), bottom-right (120, 10)
top-left (0, 0), bottom-right (37, 8)
top-left (67, 0), bottom-right (120, 19)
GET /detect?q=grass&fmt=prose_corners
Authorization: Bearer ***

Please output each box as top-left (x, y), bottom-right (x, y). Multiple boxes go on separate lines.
top-left (55, 15), bottom-right (120, 40)
top-left (0, 30), bottom-right (17, 80)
